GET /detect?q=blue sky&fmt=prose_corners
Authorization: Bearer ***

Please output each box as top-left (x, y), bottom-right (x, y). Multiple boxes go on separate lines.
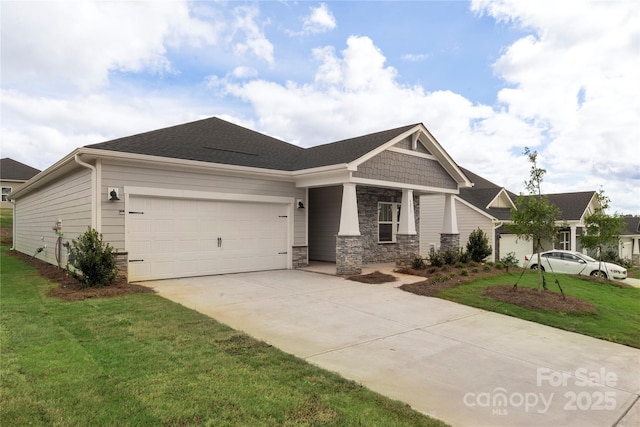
top-left (1, 0), bottom-right (638, 214)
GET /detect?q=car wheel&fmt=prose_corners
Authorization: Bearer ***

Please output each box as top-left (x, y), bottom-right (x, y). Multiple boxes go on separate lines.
top-left (531, 264), bottom-right (545, 271)
top-left (590, 270), bottom-right (607, 279)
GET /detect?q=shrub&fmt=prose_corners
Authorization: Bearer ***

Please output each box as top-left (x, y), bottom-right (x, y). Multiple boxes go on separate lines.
top-left (472, 267), bottom-right (479, 273)
top-left (466, 228), bottom-right (492, 262)
top-left (500, 251), bottom-right (519, 272)
top-left (454, 261), bottom-right (464, 269)
top-left (449, 273), bottom-right (457, 279)
top-left (428, 251), bottom-right (444, 267)
top-left (495, 262), bottom-right (504, 270)
top-left (461, 269), bottom-right (469, 276)
top-left (483, 265), bottom-right (491, 271)
top-left (69, 228), bottom-right (117, 288)
top-left (442, 249), bottom-right (459, 265)
top-left (411, 256), bottom-right (426, 269)
top-left (458, 250), bottom-right (471, 264)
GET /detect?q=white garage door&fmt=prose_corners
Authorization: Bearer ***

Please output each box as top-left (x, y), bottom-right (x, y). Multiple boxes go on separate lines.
top-left (500, 234), bottom-right (532, 267)
top-left (127, 196), bottom-right (289, 281)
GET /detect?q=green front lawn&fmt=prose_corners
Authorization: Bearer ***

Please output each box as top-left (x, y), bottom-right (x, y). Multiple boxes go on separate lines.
top-left (434, 271), bottom-right (640, 348)
top-left (0, 247), bottom-right (446, 426)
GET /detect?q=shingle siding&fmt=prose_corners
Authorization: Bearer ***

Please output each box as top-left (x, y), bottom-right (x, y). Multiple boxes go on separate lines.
top-left (354, 150), bottom-right (457, 189)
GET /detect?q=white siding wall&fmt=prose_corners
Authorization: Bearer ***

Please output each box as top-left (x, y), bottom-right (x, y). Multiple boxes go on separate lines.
top-left (14, 169), bottom-right (92, 266)
top-left (419, 194), bottom-right (445, 255)
top-left (420, 195), bottom-right (495, 261)
top-left (100, 161), bottom-right (306, 251)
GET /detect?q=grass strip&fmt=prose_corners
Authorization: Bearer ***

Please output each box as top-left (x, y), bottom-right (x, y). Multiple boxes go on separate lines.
top-left (433, 271), bottom-right (640, 348)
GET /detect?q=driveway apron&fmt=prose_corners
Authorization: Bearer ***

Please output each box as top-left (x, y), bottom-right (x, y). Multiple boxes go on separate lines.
top-left (145, 269), bottom-right (640, 427)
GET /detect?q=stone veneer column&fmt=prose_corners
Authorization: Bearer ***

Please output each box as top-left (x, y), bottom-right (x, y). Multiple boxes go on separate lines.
top-left (336, 235), bottom-right (362, 275)
top-left (396, 234), bottom-right (419, 264)
top-left (291, 246), bottom-right (308, 269)
top-left (440, 233), bottom-right (460, 252)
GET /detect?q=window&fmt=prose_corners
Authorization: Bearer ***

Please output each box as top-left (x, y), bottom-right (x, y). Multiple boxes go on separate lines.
top-left (1, 187), bottom-right (11, 202)
top-left (378, 202), bottom-right (400, 243)
top-left (558, 230), bottom-right (570, 250)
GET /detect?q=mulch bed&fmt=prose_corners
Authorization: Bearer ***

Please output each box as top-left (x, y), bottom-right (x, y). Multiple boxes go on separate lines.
top-left (8, 250), bottom-right (154, 301)
top-left (347, 271), bottom-right (397, 284)
top-left (482, 285), bottom-right (596, 313)
top-left (398, 265), bottom-right (597, 313)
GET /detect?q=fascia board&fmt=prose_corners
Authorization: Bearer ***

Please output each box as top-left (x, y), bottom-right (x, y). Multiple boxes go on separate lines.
top-left (8, 149), bottom-right (81, 199)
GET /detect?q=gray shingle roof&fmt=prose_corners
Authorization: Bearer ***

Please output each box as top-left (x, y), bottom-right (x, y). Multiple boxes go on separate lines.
top-left (0, 158), bottom-right (41, 181)
top-left (86, 117), bottom-right (418, 171)
top-left (541, 192), bottom-right (596, 221)
top-left (621, 216), bottom-right (639, 235)
top-left (86, 117), bottom-right (305, 171)
top-left (458, 167), bottom-right (514, 220)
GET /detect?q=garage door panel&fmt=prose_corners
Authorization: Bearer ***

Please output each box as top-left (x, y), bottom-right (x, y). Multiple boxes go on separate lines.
top-left (128, 196), bottom-right (289, 281)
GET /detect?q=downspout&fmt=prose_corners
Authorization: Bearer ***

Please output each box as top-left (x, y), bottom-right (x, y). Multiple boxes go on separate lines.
top-left (10, 199), bottom-right (16, 250)
top-left (493, 220), bottom-right (504, 263)
top-left (74, 154), bottom-right (97, 229)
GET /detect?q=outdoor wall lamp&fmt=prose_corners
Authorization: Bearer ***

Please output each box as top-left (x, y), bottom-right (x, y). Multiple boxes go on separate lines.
top-left (108, 188), bottom-right (120, 201)
top-left (297, 198), bottom-right (304, 209)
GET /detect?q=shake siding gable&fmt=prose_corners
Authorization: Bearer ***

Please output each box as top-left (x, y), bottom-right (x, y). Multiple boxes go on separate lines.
top-left (14, 169), bottom-right (92, 266)
top-left (354, 150), bottom-right (457, 189)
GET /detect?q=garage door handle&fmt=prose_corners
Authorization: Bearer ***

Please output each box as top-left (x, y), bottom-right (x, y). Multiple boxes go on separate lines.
top-left (129, 259), bottom-right (144, 262)
top-left (218, 237), bottom-right (222, 247)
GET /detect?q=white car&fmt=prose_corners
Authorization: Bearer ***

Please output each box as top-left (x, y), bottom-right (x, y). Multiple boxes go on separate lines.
top-left (523, 250), bottom-right (627, 280)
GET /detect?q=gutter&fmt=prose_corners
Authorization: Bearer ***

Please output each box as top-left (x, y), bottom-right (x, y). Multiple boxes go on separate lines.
top-left (74, 154), bottom-right (97, 229)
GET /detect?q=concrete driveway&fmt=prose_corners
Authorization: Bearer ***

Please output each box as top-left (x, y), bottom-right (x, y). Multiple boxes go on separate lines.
top-left (145, 269), bottom-right (639, 427)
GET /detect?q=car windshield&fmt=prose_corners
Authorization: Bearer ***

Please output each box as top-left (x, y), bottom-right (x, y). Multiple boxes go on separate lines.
top-left (579, 253), bottom-right (597, 262)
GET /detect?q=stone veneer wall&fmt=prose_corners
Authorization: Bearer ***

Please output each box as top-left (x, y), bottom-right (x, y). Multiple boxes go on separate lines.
top-left (356, 186), bottom-right (420, 264)
top-left (291, 246), bottom-right (308, 268)
top-left (336, 235), bottom-right (362, 275)
top-left (440, 233), bottom-right (460, 252)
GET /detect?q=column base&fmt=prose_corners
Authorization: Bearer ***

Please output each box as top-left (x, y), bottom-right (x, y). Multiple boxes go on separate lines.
top-left (336, 235), bottom-right (362, 275)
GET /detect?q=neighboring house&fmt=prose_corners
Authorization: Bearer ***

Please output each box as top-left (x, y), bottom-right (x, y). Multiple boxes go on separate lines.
top-left (619, 216), bottom-right (640, 265)
top-left (10, 117), bottom-right (473, 281)
top-left (420, 168), bottom-right (600, 265)
top-left (0, 158), bottom-right (41, 209)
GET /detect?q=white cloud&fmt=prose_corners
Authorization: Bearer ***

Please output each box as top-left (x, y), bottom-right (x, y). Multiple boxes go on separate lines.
top-left (402, 53), bottom-right (430, 62)
top-left (0, 1), bottom-right (218, 91)
top-left (472, 0), bottom-right (640, 212)
top-left (230, 6), bottom-right (274, 64)
top-left (222, 35), bottom-right (535, 190)
top-left (302, 3), bottom-right (337, 34)
top-left (0, 89), bottom-right (207, 170)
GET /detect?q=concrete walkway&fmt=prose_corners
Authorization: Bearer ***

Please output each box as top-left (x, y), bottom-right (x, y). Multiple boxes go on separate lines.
top-left (144, 269), bottom-right (640, 427)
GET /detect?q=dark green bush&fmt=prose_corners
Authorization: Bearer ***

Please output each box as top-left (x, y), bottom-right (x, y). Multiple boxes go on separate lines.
top-left (466, 228), bottom-right (492, 262)
top-left (495, 262), bottom-right (504, 270)
top-left (500, 251), bottom-right (519, 272)
top-left (461, 269), bottom-right (469, 276)
top-left (458, 250), bottom-right (471, 264)
top-left (442, 249), bottom-right (459, 265)
top-left (428, 251), bottom-right (444, 267)
top-left (411, 257), bottom-right (426, 269)
top-left (69, 228), bottom-right (117, 288)
top-left (483, 265), bottom-right (491, 271)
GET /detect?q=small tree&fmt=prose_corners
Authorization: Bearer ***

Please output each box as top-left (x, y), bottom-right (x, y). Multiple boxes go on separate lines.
top-left (579, 189), bottom-right (625, 279)
top-left (69, 228), bottom-right (117, 288)
top-left (466, 228), bottom-right (492, 262)
top-left (509, 148), bottom-right (561, 291)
